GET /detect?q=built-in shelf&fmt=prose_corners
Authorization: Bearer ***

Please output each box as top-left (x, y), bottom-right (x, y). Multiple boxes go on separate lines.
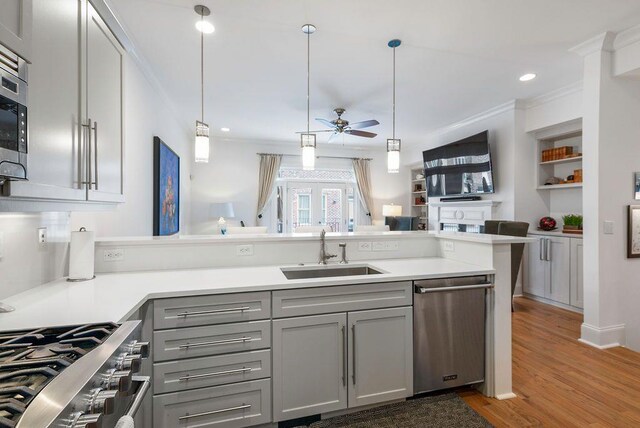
top-left (536, 183), bottom-right (583, 190)
top-left (411, 179), bottom-right (425, 183)
top-left (412, 204), bottom-right (428, 207)
top-left (412, 190), bottom-right (426, 194)
top-left (539, 156), bottom-right (583, 166)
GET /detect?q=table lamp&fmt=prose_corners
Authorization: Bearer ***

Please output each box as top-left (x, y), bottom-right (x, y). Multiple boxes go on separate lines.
top-left (383, 204), bottom-right (402, 217)
top-left (210, 202), bottom-right (235, 234)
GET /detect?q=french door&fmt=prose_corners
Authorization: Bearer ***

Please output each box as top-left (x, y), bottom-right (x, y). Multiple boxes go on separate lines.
top-left (285, 182), bottom-right (356, 233)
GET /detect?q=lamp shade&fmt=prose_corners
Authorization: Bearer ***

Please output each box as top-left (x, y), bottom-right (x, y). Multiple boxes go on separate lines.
top-left (210, 202), bottom-right (235, 219)
top-left (383, 204), bottom-right (402, 217)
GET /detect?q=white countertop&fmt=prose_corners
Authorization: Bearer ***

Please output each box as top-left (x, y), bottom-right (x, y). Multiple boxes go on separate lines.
top-left (0, 257), bottom-right (493, 331)
top-left (528, 230), bottom-right (583, 239)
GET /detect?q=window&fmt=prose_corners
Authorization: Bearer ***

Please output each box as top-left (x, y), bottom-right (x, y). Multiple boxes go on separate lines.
top-left (297, 194), bottom-right (311, 225)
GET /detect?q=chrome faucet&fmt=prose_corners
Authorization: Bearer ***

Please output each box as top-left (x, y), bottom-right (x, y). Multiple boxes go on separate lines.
top-left (319, 229), bottom-right (337, 264)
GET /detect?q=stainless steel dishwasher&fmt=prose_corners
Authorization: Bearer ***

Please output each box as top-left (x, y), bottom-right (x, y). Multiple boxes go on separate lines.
top-left (413, 275), bottom-right (492, 394)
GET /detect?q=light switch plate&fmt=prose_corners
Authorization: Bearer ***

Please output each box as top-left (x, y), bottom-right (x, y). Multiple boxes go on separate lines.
top-left (603, 221), bottom-right (614, 235)
top-left (357, 242), bottom-right (372, 252)
top-left (443, 241), bottom-right (455, 252)
top-left (372, 241), bottom-right (386, 251)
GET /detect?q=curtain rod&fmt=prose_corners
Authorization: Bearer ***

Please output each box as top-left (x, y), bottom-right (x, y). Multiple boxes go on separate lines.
top-left (257, 153), bottom-right (372, 161)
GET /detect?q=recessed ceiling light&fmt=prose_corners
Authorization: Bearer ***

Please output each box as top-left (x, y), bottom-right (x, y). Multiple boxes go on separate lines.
top-left (220, 127), bottom-right (230, 132)
top-left (519, 73), bottom-right (536, 82)
top-left (196, 20), bottom-right (215, 34)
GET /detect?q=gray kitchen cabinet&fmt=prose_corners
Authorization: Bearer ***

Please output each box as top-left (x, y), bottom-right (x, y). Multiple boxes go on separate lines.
top-left (347, 307), bottom-right (413, 408)
top-left (153, 320), bottom-right (271, 362)
top-left (272, 313), bottom-right (347, 421)
top-left (153, 379), bottom-right (271, 428)
top-left (525, 234), bottom-right (578, 309)
top-left (570, 238), bottom-right (584, 309)
top-left (3, 0), bottom-right (125, 203)
top-left (0, 0), bottom-right (32, 61)
top-left (273, 304), bottom-right (413, 422)
top-left (154, 292), bottom-right (271, 330)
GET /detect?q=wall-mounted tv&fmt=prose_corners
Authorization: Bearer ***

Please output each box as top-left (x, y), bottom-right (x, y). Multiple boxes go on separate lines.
top-left (422, 130), bottom-right (494, 197)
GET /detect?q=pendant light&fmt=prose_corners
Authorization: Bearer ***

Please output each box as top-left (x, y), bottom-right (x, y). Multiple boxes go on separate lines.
top-left (387, 39), bottom-right (402, 173)
top-left (301, 24), bottom-right (317, 171)
top-left (194, 5), bottom-right (212, 163)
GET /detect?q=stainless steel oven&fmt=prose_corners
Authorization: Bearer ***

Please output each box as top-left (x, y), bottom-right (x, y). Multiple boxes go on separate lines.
top-left (0, 43), bottom-right (28, 182)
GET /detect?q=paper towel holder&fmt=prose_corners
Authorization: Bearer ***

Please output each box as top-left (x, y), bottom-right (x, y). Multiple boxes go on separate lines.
top-left (67, 227), bottom-right (96, 282)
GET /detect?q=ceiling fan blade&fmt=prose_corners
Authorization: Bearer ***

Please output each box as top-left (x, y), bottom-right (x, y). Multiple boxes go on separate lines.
top-left (295, 130), bottom-right (336, 134)
top-left (327, 132), bottom-right (339, 143)
top-left (315, 118), bottom-right (336, 128)
top-left (345, 130), bottom-right (377, 138)
top-left (348, 119), bottom-right (380, 130)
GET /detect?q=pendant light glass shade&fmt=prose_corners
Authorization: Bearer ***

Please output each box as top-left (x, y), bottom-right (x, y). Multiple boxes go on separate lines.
top-left (195, 120), bottom-right (210, 163)
top-left (194, 5), bottom-right (211, 163)
top-left (387, 39), bottom-right (402, 174)
top-left (387, 139), bottom-right (401, 174)
top-left (301, 24), bottom-right (316, 170)
top-left (301, 133), bottom-right (316, 170)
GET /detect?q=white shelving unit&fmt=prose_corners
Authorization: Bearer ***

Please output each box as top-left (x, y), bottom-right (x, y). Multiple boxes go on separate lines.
top-left (536, 131), bottom-right (583, 189)
top-left (410, 168), bottom-right (428, 230)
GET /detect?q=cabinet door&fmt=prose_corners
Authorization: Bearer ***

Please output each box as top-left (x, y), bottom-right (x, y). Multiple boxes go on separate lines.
top-left (546, 237), bottom-right (571, 304)
top-left (84, 3), bottom-right (124, 202)
top-left (524, 237), bottom-right (547, 298)
top-left (16, 0), bottom-right (85, 200)
top-left (348, 307), bottom-right (413, 408)
top-left (272, 313), bottom-right (347, 421)
top-left (570, 238), bottom-right (584, 309)
top-left (0, 0), bottom-right (32, 61)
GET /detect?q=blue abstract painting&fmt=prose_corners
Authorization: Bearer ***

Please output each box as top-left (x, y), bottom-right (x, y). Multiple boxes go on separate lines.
top-left (153, 137), bottom-right (180, 236)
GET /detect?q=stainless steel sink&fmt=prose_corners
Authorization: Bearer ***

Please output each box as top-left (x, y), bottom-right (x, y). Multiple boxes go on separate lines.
top-left (281, 265), bottom-right (383, 280)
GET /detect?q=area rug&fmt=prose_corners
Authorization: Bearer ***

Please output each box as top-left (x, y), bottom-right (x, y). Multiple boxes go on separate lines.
top-left (298, 393), bottom-right (493, 428)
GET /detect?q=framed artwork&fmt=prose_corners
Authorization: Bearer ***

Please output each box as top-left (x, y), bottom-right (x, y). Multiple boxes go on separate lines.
top-left (628, 205), bottom-right (640, 258)
top-left (635, 172), bottom-right (640, 200)
top-left (153, 136), bottom-right (180, 236)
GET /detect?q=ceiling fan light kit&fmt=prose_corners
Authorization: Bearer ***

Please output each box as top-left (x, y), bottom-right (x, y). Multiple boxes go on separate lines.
top-left (301, 24), bottom-right (317, 170)
top-left (387, 39), bottom-right (402, 174)
top-left (194, 5), bottom-right (212, 163)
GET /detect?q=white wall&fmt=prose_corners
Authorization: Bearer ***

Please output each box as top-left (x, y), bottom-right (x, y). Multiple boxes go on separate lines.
top-left (0, 213), bottom-right (70, 299)
top-left (71, 55), bottom-right (192, 237)
top-left (189, 140), bottom-right (410, 234)
top-left (404, 105), bottom-right (518, 225)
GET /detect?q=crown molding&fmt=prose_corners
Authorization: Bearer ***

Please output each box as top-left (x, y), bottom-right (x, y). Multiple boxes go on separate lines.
top-left (613, 24), bottom-right (640, 50)
top-left (569, 32), bottom-right (616, 56)
top-left (429, 100), bottom-right (520, 139)
top-left (524, 81), bottom-right (583, 109)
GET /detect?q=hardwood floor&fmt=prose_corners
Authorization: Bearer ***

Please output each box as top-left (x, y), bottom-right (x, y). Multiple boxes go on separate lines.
top-left (459, 297), bottom-right (640, 427)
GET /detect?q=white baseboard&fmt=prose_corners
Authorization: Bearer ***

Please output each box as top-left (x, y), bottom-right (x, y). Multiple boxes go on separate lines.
top-left (580, 323), bottom-right (625, 349)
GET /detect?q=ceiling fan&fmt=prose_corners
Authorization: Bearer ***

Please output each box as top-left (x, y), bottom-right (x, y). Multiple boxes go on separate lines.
top-left (298, 108), bottom-right (379, 142)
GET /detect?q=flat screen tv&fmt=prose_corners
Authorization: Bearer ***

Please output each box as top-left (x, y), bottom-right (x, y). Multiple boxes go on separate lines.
top-left (422, 130), bottom-right (494, 197)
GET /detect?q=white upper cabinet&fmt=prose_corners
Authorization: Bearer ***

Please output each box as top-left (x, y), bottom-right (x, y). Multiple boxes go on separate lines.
top-left (0, 0), bottom-right (32, 61)
top-left (4, 0), bottom-right (125, 204)
top-left (20, 0), bottom-right (85, 201)
top-left (84, 2), bottom-right (124, 202)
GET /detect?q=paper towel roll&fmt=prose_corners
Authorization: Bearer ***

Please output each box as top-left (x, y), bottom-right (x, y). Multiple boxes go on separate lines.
top-left (115, 415), bottom-right (134, 428)
top-left (68, 228), bottom-right (95, 281)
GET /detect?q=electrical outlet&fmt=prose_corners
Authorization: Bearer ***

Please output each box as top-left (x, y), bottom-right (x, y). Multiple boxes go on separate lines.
top-left (103, 248), bottom-right (124, 262)
top-left (603, 221), bottom-right (614, 235)
top-left (443, 241), bottom-right (455, 252)
top-left (384, 241), bottom-right (399, 251)
top-left (37, 227), bottom-right (47, 245)
top-left (0, 231), bottom-right (4, 260)
top-left (236, 244), bottom-right (254, 256)
top-left (357, 242), bottom-right (372, 252)
top-left (372, 241), bottom-right (386, 251)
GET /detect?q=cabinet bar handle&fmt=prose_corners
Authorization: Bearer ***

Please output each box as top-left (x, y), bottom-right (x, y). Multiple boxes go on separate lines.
top-left (82, 119), bottom-right (92, 189)
top-left (179, 367), bottom-right (252, 381)
top-left (178, 336), bottom-right (252, 349)
top-left (93, 121), bottom-right (98, 190)
top-left (174, 306), bottom-right (251, 318)
top-left (539, 238), bottom-right (544, 260)
top-left (352, 324), bottom-right (356, 385)
top-left (415, 283), bottom-right (493, 294)
top-left (341, 325), bottom-right (347, 387)
top-left (178, 404), bottom-right (251, 421)
top-left (547, 239), bottom-right (552, 262)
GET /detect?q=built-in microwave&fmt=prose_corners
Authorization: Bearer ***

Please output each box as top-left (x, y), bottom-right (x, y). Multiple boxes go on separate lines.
top-left (0, 43), bottom-right (28, 183)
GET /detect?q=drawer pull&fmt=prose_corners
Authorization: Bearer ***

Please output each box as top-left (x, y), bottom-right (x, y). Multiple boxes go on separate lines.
top-left (179, 367), bottom-right (253, 381)
top-left (175, 306), bottom-right (252, 318)
top-left (178, 403), bottom-right (251, 421)
top-left (179, 336), bottom-right (253, 349)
